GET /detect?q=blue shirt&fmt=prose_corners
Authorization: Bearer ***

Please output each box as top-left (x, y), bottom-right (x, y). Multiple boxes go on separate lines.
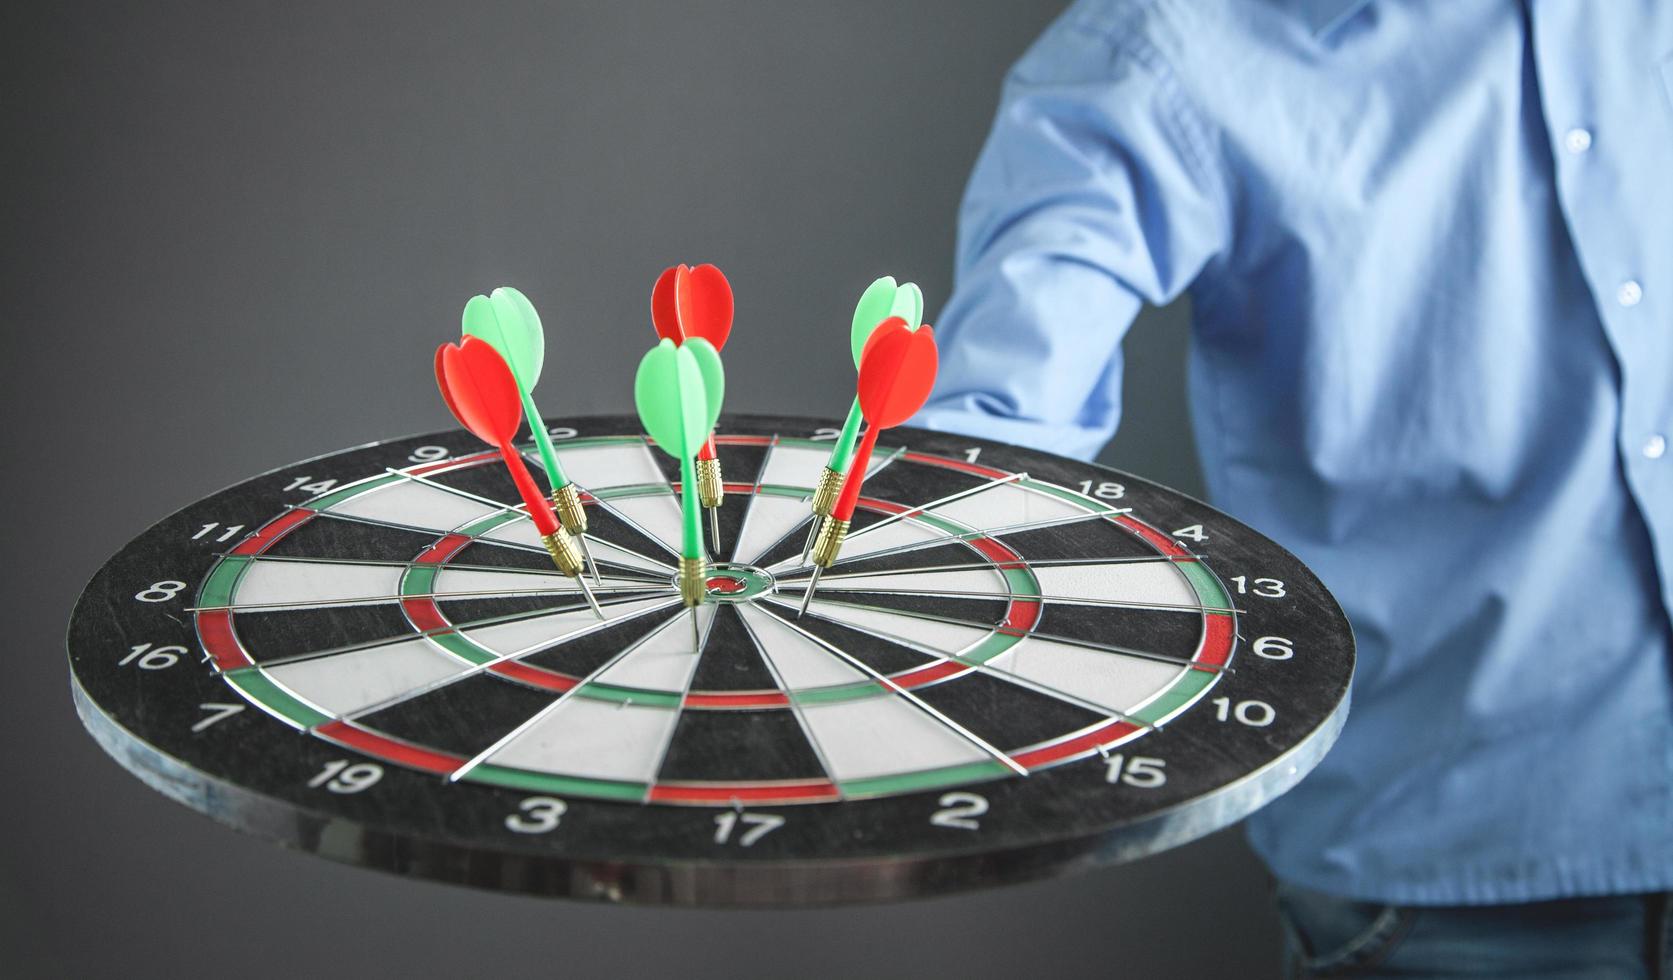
top-left (915, 0), bottom-right (1673, 904)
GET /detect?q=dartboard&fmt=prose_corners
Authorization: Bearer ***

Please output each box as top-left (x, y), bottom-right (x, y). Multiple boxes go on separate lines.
top-left (69, 413), bottom-right (1353, 905)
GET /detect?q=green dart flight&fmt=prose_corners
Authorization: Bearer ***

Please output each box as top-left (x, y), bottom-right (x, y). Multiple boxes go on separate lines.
top-left (635, 337), bottom-right (725, 630)
top-left (463, 287), bottom-right (599, 581)
top-left (803, 276), bottom-right (924, 561)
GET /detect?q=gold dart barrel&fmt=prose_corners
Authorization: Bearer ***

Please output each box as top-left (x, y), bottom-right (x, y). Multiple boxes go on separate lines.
top-left (810, 465), bottom-right (843, 518)
top-left (810, 517), bottom-right (850, 569)
top-left (696, 456), bottom-right (724, 508)
top-left (542, 530), bottom-right (586, 578)
top-left (679, 555), bottom-right (707, 606)
top-left (551, 482), bottom-right (588, 534)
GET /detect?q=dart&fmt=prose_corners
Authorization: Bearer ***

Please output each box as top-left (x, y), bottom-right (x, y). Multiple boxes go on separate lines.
top-left (434, 335), bottom-right (603, 618)
top-left (801, 318), bottom-right (939, 616)
top-left (802, 276), bottom-right (925, 563)
top-left (652, 263), bottom-right (734, 555)
top-left (463, 286), bottom-right (600, 583)
top-left (635, 336), bottom-right (725, 644)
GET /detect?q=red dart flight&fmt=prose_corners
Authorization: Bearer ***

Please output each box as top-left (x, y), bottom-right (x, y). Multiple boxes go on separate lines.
top-left (434, 336), bottom-right (602, 615)
top-left (801, 317), bottom-right (938, 615)
top-left (651, 263), bottom-right (733, 462)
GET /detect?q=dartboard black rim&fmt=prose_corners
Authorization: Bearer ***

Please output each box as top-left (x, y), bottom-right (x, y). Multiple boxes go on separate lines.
top-left (68, 413), bottom-right (1354, 906)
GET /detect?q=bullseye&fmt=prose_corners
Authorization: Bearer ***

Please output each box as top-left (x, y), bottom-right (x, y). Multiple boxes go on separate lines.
top-left (706, 575), bottom-right (747, 594)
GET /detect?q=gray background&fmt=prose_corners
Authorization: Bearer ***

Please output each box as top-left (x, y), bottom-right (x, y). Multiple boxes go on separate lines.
top-left (3, 2), bottom-right (1275, 977)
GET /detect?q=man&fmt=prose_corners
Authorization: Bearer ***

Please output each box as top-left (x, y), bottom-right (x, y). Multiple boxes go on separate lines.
top-left (913, 1), bottom-right (1671, 975)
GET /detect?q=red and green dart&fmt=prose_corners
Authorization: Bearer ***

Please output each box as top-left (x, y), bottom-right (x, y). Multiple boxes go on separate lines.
top-left (463, 286), bottom-right (599, 583)
top-left (434, 335), bottom-right (602, 618)
top-left (651, 263), bottom-right (734, 555)
top-left (801, 317), bottom-right (939, 616)
top-left (802, 276), bottom-right (924, 562)
top-left (635, 337), bottom-right (725, 642)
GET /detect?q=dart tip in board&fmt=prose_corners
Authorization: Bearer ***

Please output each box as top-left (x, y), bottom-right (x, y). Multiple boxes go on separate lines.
top-left (798, 566), bottom-right (824, 618)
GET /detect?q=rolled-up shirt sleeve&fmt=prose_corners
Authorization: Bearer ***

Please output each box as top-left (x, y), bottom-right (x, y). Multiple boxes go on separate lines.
top-left (913, 10), bottom-right (1232, 461)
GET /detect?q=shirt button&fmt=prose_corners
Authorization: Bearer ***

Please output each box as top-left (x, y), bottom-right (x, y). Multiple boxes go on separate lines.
top-left (1617, 280), bottom-right (1643, 307)
top-left (1564, 128), bottom-right (1592, 153)
top-left (1645, 435), bottom-right (1668, 460)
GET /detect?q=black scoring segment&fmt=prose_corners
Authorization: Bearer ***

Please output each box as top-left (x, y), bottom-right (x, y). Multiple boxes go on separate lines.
top-left (655, 704), bottom-right (828, 782)
top-left (583, 501), bottom-right (686, 568)
top-left (233, 603), bottom-right (417, 663)
top-left (690, 604), bottom-right (781, 693)
top-left (858, 457), bottom-right (987, 507)
top-left (812, 542), bottom-right (998, 581)
top-left (710, 491), bottom-right (754, 564)
top-left (1035, 603), bottom-right (1205, 661)
top-left (264, 516), bottom-right (439, 563)
top-left (514, 605), bottom-right (682, 678)
top-left (908, 670), bottom-right (1109, 753)
top-left (997, 517), bottom-right (1159, 561)
top-left (716, 441), bottom-right (769, 491)
top-left (796, 591), bottom-right (1009, 630)
top-left (357, 671), bottom-right (558, 757)
top-left (779, 610), bottom-right (938, 676)
top-left (438, 593), bottom-right (649, 625)
top-left (424, 461), bottom-right (524, 509)
top-left (450, 540), bottom-right (563, 571)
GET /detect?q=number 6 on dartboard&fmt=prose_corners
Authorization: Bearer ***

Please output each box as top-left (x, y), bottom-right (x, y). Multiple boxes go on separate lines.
top-left (68, 414), bottom-right (1355, 905)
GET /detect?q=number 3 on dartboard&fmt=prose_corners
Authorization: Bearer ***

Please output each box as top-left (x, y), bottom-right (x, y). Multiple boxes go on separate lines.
top-left (505, 796), bottom-right (567, 834)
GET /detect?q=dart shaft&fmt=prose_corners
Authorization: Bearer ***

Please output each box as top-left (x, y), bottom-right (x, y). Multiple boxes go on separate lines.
top-left (832, 424), bottom-right (880, 522)
top-left (519, 388), bottom-right (572, 490)
top-left (678, 453), bottom-right (703, 559)
top-left (498, 443), bottom-right (560, 537)
top-left (824, 397), bottom-right (865, 474)
top-left (697, 433), bottom-right (718, 461)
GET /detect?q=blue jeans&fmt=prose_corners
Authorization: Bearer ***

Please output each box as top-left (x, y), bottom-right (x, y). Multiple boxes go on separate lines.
top-left (1276, 883), bottom-right (1672, 979)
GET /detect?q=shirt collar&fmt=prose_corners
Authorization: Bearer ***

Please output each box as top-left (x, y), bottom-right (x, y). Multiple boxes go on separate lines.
top-left (1298, 0), bottom-right (1375, 37)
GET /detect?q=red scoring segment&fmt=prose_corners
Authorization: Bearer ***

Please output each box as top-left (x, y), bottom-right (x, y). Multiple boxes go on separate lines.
top-left (832, 319), bottom-right (939, 522)
top-left (433, 336), bottom-right (561, 537)
top-left (651, 263), bottom-right (734, 461)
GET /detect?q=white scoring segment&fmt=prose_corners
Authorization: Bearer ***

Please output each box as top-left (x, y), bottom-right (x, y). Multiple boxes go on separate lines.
top-left (232, 560), bottom-right (404, 609)
top-left (479, 615), bottom-right (690, 783)
top-left (985, 635), bottom-right (1184, 715)
top-left (810, 567), bottom-right (1010, 598)
top-left (1031, 562), bottom-right (1198, 608)
top-left (757, 442), bottom-right (897, 489)
top-left (485, 696), bottom-right (676, 784)
top-left (797, 600), bottom-right (992, 656)
top-left (430, 566), bottom-right (649, 598)
top-left (800, 697), bottom-right (994, 783)
top-left (603, 493), bottom-right (686, 550)
top-left (736, 605), bottom-right (869, 688)
top-left (552, 441), bottom-right (666, 490)
top-left (767, 516), bottom-right (946, 571)
top-left (733, 493), bottom-right (815, 565)
top-left (455, 597), bottom-right (674, 657)
top-left (476, 519), bottom-right (670, 574)
top-left (933, 481), bottom-right (1091, 532)
top-left (327, 479), bottom-right (501, 532)
top-left (264, 639), bottom-right (463, 717)
top-left (591, 605), bottom-right (716, 692)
